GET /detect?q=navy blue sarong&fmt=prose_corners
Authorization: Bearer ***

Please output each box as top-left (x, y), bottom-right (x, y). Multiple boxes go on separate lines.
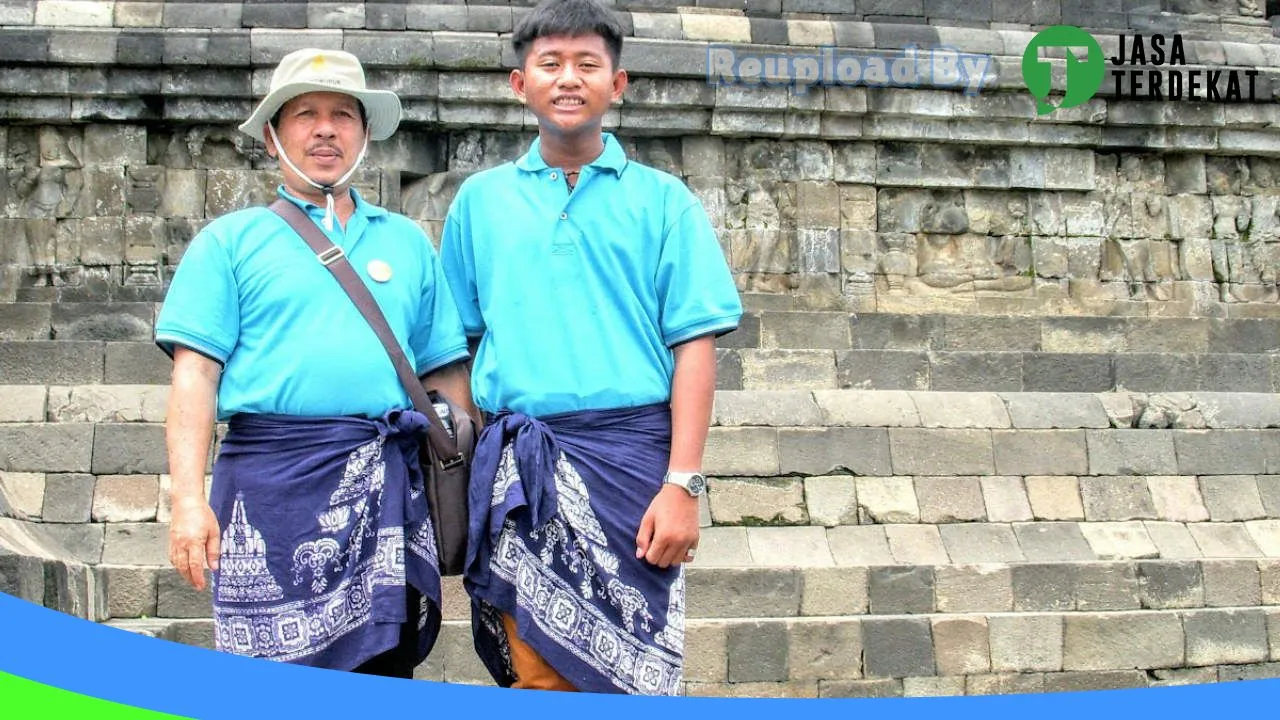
top-left (209, 411), bottom-right (442, 670)
top-left (464, 403), bottom-right (685, 695)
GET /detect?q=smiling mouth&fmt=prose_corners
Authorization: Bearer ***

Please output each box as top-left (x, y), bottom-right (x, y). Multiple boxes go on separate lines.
top-left (553, 97), bottom-right (585, 108)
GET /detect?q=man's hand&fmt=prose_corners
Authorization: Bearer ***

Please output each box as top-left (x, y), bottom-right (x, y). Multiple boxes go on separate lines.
top-left (169, 495), bottom-right (220, 591)
top-left (635, 485), bottom-right (700, 568)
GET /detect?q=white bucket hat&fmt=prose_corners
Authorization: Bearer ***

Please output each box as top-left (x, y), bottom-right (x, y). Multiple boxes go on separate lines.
top-left (238, 48), bottom-right (402, 142)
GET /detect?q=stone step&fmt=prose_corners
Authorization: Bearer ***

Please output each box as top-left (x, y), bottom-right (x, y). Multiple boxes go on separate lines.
top-left (99, 547), bottom-right (1280, 622)
top-left (724, 308), bottom-right (1280, 355)
top-left (721, 348), bottom-right (1280, 392)
top-left (105, 608), bottom-right (1280, 697)
top-left (8, 305), bottom-right (1278, 355)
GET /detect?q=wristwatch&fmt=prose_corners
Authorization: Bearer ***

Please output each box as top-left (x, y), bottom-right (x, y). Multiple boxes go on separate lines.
top-left (663, 471), bottom-right (707, 497)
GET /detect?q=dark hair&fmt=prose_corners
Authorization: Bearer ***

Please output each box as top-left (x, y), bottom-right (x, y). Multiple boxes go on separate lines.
top-left (512, 0), bottom-right (624, 68)
top-left (271, 96), bottom-right (368, 129)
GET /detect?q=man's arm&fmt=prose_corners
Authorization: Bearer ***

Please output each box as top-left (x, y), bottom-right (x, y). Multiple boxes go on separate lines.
top-left (166, 347), bottom-right (222, 591)
top-left (635, 335), bottom-right (716, 568)
top-left (423, 359), bottom-right (480, 427)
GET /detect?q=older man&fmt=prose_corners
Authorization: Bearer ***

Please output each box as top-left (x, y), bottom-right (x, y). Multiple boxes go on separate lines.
top-left (156, 48), bottom-right (476, 677)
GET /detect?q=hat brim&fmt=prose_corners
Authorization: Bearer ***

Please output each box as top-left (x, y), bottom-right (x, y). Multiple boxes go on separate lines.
top-left (238, 82), bottom-right (402, 143)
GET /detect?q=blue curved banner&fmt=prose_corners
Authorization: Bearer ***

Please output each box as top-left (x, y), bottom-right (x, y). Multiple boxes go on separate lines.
top-left (0, 592), bottom-right (1275, 718)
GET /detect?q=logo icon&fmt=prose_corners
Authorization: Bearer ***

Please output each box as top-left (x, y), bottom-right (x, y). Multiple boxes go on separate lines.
top-left (1022, 25), bottom-right (1105, 115)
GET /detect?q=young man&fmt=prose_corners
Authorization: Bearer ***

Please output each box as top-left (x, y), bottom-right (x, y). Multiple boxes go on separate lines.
top-left (440, 0), bottom-right (742, 695)
top-left (157, 49), bottom-right (476, 677)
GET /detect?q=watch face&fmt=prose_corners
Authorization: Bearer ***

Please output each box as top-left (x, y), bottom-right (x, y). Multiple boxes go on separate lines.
top-left (687, 474), bottom-right (707, 496)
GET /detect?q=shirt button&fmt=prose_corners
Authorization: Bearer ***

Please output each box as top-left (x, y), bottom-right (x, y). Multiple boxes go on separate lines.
top-left (560, 212), bottom-right (568, 220)
top-left (550, 172), bottom-right (558, 181)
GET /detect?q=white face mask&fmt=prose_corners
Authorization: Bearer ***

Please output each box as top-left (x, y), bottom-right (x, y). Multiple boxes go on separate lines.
top-left (267, 121), bottom-right (369, 231)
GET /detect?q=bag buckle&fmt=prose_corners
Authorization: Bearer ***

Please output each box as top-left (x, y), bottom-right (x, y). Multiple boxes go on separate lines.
top-left (440, 454), bottom-right (465, 471)
top-left (317, 246), bottom-right (345, 266)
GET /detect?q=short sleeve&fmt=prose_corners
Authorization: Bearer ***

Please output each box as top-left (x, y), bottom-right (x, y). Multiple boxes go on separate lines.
top-left (155, 231), bottom-right (240, 363)
top-left (410, 233), bottom-right (471, 375)
top-left (656, 199), bottom-right (743, 347)
top-left (440, 192), bottom-right (487, 338)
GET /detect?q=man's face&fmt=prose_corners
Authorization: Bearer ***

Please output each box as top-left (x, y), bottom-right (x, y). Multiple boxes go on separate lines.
top-left (511, 34), bottom-right (627, 141)
top-left (264, 91), bottom-right (366, 188)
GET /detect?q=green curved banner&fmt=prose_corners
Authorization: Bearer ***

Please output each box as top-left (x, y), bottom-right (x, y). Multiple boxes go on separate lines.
top-left (0, 671), bottom-right (191, 719)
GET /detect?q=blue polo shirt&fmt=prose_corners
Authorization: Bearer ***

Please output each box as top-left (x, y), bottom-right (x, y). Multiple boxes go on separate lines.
top-left (156, 187), bottom-right (470, 421)
top-left (440, 134), bottom-right (742, 417)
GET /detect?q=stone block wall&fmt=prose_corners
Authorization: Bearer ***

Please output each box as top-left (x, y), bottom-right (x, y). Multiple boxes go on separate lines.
top-left (0, 1), bottom-right (1278, 319)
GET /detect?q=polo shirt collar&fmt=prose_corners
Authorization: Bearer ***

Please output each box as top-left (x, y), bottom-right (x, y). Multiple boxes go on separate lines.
top-left (277, 185), bottom-right (387, 219)
top-left (514, 133), bottom-right (628, 176)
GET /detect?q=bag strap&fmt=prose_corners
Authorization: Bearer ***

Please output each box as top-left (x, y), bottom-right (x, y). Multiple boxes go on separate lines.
top-left (269, 198), bottom-right (464, 469)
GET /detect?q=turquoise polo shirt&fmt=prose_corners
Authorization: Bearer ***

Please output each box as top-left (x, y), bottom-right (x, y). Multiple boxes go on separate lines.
top-left (440, 134), bottom-right (742, 417)
top-left (156, 187), bottom-right (470, 421)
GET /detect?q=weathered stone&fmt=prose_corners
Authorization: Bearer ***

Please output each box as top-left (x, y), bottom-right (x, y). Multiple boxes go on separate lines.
top-left (100, 522), bottom-right (168, 566)
top-left (827, 526), bottom-right (894, 566)
top-left (703, 427), bottom-right (779, 477)
top-left (939, 524), bottom-right (1023, 563)
top-left (932, 617), bottom-right (990, 675)
top-left (1062, 613), bottom-right (1184, 671)
top-left (885, 525), bottom-right (949, 565)
top-left (1148, 476), bottom-right (1210, 522)
top-left (980, 476), bottom-right (1033, 522)
top-left (41, 473), bottom-right (95, 523)
top-left (935, 565), bottom-right (1012, 613)
top-left (1184, 609), bottom-right (1270, 666)
top-left (914, 476), bottom-right (986, 523)
top-left (92, 423), bottom-right (167, 475)
top-left (1025, 476), bottom-right (1085, 521)
top-left (1074, 563), bottom-right (1141, 611)
top-left (1202, 560), bottom-right (1262, 608)
top-left (747, 527), bottom-right (834, 567)
top-left (708, 477), bottom-right (806, 526)
top-left (1014, 523), bottom-right (1095, 562)
top-left (914, 392), bottom-right (1008, 429)
top-left (800, 566), bottom-right (868, 616)
top-left (813, 390), bottom-right (919, 428)
top-left (836, 350), bottom-right (929, 391)
top-left (854, 476), bottom-right (917, 523)
top-left (788, 619), bottom-right (862, 681)
top-left (1086, 430), bottom-right (1178, 475)
top-left (1080, 476), bottom-right (1158, 521)
top-left (1188, 524), bottom-right (1263, 558)
top-left (101, 564), bottom-right (157, 618)
top-left (890, 429), bottom-right (994, 476)
top-left (728, 620), bottom-right (788, 682)
top-left (740, 350), bottom-right (836, 391)
top-left (46, 385), bottom-right (168, 423)
top-left (862, 618), bottom-right (934, 678)
top-left (1011, 563), bottom-right (1075, 612)
top-left (1138, 561), bottom-right (1204, 609)
top-left (0, 472), bottom-right (44, 519)
top-left (990, 614), bottom-right (1063, 672)
top-left (779, 428), bottom-right (892, 476)
top-left (1079, 521), bottom-right (1159, 560)
top-left (869, 566), bottom-right (934, 615)
top-left (803, 476), bottom-right (858, 527)
top-left (1201, 475), bottom-right (1267, 521)
top-left (92, 475), bottom-right (159, 523)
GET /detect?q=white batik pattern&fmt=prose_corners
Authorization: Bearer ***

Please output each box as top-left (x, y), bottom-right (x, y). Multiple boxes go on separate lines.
top-left (214, 436), bottom-right (414, 663)
top-left (491, 525), bottom-right (682, 695)
top-left (653, 570), bottom-right (685, 653)
top-left (216, 493), bottom-right (284, 603)
top-left (491, 445), bottom-right (520, 508)
top-left (214, 527), bottom-right (406, 662)
top-left (489, 448), bottom-right (681, 695)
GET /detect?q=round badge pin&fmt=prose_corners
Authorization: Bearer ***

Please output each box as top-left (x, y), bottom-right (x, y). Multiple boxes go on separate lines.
top-left (367, 260), bottom-right (393, 283)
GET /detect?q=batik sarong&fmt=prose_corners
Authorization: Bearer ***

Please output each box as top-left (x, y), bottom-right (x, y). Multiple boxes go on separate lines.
top-left (209, 411), bottom-right (442, 670)
top-left (464, 403), bottom-right (685, 695)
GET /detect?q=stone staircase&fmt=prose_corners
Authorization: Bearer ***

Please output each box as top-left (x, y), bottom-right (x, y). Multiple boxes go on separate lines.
top-left (4, 306), bottom-right (1280, 695)
top-left (3, 0), bottom-right (1280, 699)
